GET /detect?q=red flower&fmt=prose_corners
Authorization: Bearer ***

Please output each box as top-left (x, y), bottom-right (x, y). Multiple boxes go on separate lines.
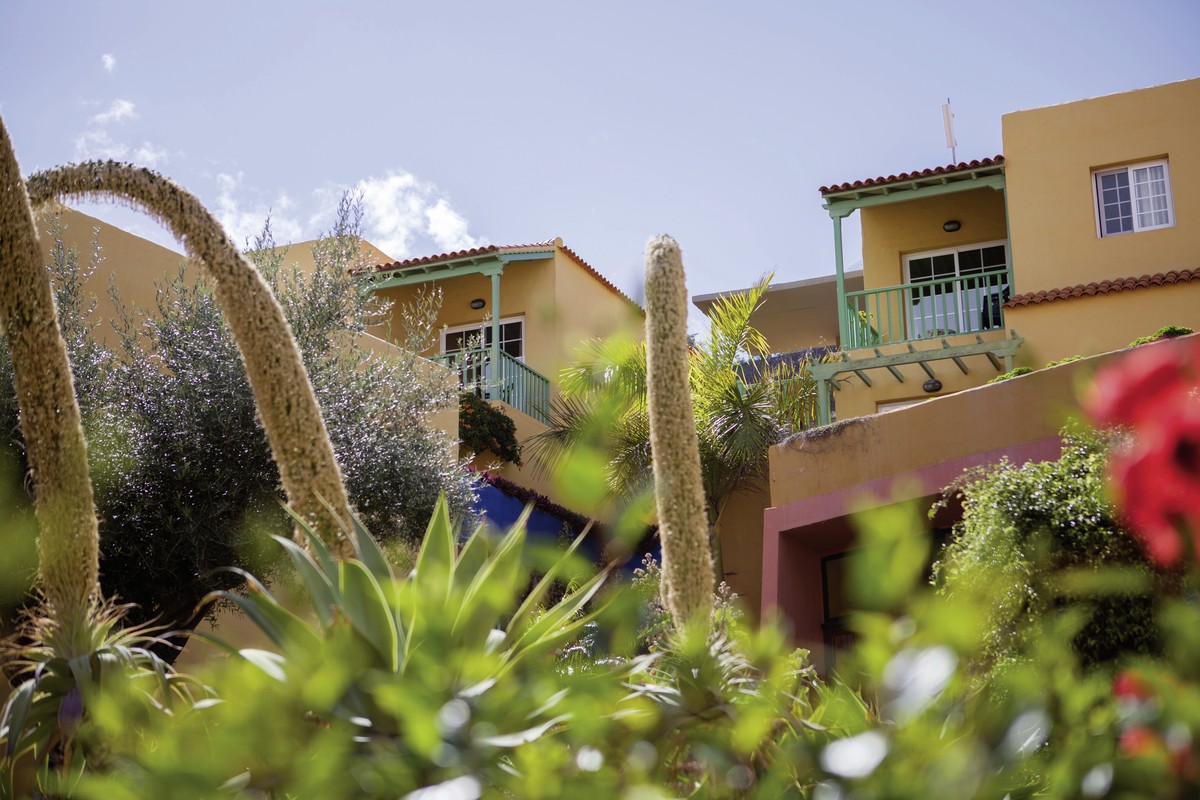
top-left (1114, 669), bottom-right (1154, 702)
top-left (1088, 342), bottom-right (1194, 427)
top-left (1120, 725), bottom-right (1164, 758)
top-left (1087, 338), bottom-right (1200, 566)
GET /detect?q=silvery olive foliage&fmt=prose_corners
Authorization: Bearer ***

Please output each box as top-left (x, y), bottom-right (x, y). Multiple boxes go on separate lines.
top-left (0, 198), bottom-right (477, 632)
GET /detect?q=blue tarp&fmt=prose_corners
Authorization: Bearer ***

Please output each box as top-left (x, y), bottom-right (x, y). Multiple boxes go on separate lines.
top-left (474, 484), bottom-right (658, 573)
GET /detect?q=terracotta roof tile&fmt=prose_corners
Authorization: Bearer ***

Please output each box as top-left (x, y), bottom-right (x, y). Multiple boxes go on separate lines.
top-left (368, 241), bottom-right (547, 271)
top-left (363, 239), bottom-right (641, 309)
top-left (1005, 269), bottom-right (1200, 308)
top-left (819, 156), bottom-right (1004, 195)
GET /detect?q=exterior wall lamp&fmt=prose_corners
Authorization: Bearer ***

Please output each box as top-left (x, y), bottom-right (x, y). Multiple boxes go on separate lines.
top-left (942, 220), bottom-right (962, 233)
top-left (469, 298), bottom-right (486, 310)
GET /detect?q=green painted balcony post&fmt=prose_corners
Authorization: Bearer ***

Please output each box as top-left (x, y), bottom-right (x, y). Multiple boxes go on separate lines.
top-left (489, 269), bottom-right (502, 393)
top-left (829, 207), bottom-right (851, 346)
top-left (1000, 184), bottom-right (1015, 327)
top-left (816, 376), bottom-right (831, 427)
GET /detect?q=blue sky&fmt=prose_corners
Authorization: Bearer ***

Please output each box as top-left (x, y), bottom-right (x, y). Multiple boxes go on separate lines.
top-left (3, 1), bottom-right (1198, 318)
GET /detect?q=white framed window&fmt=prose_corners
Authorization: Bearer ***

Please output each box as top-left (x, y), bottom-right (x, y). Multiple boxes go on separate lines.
top-left (441, 316), bottom-right (525, 361)
top-left (904, 241), bottom-right (1009, 339)
top-left (1094, 159), bottom-right (1173, 237)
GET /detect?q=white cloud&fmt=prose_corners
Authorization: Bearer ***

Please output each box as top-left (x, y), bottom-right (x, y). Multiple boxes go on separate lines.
top-left (425, 198), bottom-right (475, 252)
top-left (90, 98), bottom-right (136, 125)
top-left (74, 128), bottom-right (129, 161)
top-left (351, 170), bottom-right (479, 259)
top-left (101, 53), bottom-right (116, 73)
top-left (201, 168), bottom-right (480, 258)
top-left (74, 97), bottom-right (168, 168)
top-left (214, 172), bottom-right (304, 248)
top-left (73, 130), bottom-right (168, 167)
top-left (132, 142), bottom-right (168, 167)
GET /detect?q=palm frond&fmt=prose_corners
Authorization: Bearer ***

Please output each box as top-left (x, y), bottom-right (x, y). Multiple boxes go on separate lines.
top-left (557, 336), bottom-right (648, 400)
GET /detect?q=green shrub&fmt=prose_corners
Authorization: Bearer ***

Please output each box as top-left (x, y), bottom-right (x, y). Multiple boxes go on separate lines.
top-left (934, 426), bottom-right (1172, 670)
top-left (986, 366), bottom-right (1033, 384)
top-left (1128, 324), bottom-right (1194, 347)
top-left (459, 391), bottom-right (523, 465)
top-left (1044, 355), bottom-right (1082, 368)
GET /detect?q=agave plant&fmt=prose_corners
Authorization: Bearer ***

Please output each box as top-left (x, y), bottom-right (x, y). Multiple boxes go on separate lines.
top-left (124, 496), bottom-right (622, 795)
top-left (0, 604), bottom-right (205, 798)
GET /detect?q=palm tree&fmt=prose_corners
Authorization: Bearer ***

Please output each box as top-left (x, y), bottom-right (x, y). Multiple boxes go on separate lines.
top-left (527, 274), bottom-right (819, 580)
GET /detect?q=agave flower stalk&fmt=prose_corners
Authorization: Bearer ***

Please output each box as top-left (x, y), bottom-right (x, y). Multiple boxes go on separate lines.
top-left (643, 235), bottom-right (713, 625)
top-left (0, 117), bottom-right (100, 646)
top-left (25, 161), bottom-right (355, 557)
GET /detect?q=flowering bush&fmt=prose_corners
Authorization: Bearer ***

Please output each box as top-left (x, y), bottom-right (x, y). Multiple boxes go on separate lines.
top-left (459, 391), bottom-right (522, 466)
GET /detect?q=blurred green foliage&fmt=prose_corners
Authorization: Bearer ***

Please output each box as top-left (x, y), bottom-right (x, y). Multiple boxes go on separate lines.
top-left (60, 501), bottom-right (848, 798)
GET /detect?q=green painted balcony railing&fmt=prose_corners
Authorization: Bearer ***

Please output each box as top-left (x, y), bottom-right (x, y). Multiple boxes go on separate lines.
top-left (432, 348), bottom-right (551, 425)
top-left (842, 270), bottom-right (1011, 349)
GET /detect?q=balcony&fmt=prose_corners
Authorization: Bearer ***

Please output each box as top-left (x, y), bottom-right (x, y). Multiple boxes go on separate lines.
top-left (432, 348), bottom-right (551, 425)
top-left (842, 271), bottom-right (1009, 349)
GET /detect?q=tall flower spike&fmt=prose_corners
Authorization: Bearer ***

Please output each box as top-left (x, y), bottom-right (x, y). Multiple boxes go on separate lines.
top-left (0, 116), bottom-right (100, 642)
top-left (26, 161), bottom-right (354, 557)
top-left (643, 235), bottom-right (713, 625)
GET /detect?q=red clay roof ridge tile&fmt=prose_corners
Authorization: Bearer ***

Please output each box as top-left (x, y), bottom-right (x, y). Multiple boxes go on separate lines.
top-left (358, 238), bottom-right (641, 310)
top-left (819, 156), bottom-right (1004, 195)
top-left (1005, 269), bottom-right (1200, 308)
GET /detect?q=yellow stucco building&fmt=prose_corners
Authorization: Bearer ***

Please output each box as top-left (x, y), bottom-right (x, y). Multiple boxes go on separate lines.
top-left (361, 239), bottom-right (645, 498)
top-left (697, 77), bottom-right (1200, 670)
top-left (801, 76), bottom-right (1200, 420)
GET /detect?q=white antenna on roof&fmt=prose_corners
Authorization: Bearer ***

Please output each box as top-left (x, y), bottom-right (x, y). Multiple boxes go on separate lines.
top-left (942, 98), bottom-right (957, 163)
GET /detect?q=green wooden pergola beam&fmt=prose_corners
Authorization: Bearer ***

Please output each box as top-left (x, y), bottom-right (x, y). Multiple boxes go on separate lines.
top-left (808, 331), bottom-right (1024, 426)
top-left (874, 348), bottom-right (906, 383)
top-left (907, 343), bottom-right (937, 379)
top-left (941, 339), bottom-right (969, 374)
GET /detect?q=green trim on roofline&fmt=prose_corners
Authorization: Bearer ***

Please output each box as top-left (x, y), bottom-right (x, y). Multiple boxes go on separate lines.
top-left (364, 248), bottom-right (555, 291)
top-left (823, 169), bottom-right (1005, 217)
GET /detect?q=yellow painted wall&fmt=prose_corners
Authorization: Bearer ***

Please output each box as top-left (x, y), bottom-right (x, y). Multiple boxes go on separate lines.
top-left (770, 351), bottom-right (1095, 507)
top-left (37, 208), bottom-right (191, 347)
top-left (273, 236), bottom-right (395, 277)
top-left (467, 401), bottom-right (557, 499)
top-left (717, 485), bottom-right (770, 622)
top-left (552, 251), bottom-right (644, 374)
top-left (1003, 77), bottom-right (1200, 295)
top-left (860, 188), bottom-right (1008, 290)
top-left (373, 249), bottom-right (641, 390)
top-left (375, 257), bottom-right (561, 380)
top-left (698, 273), bottom-right (864, 354)
top-left (1006, 283), bottom-right (1200, 367)
top-left (822, 189), bottom-right (1012, 418)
